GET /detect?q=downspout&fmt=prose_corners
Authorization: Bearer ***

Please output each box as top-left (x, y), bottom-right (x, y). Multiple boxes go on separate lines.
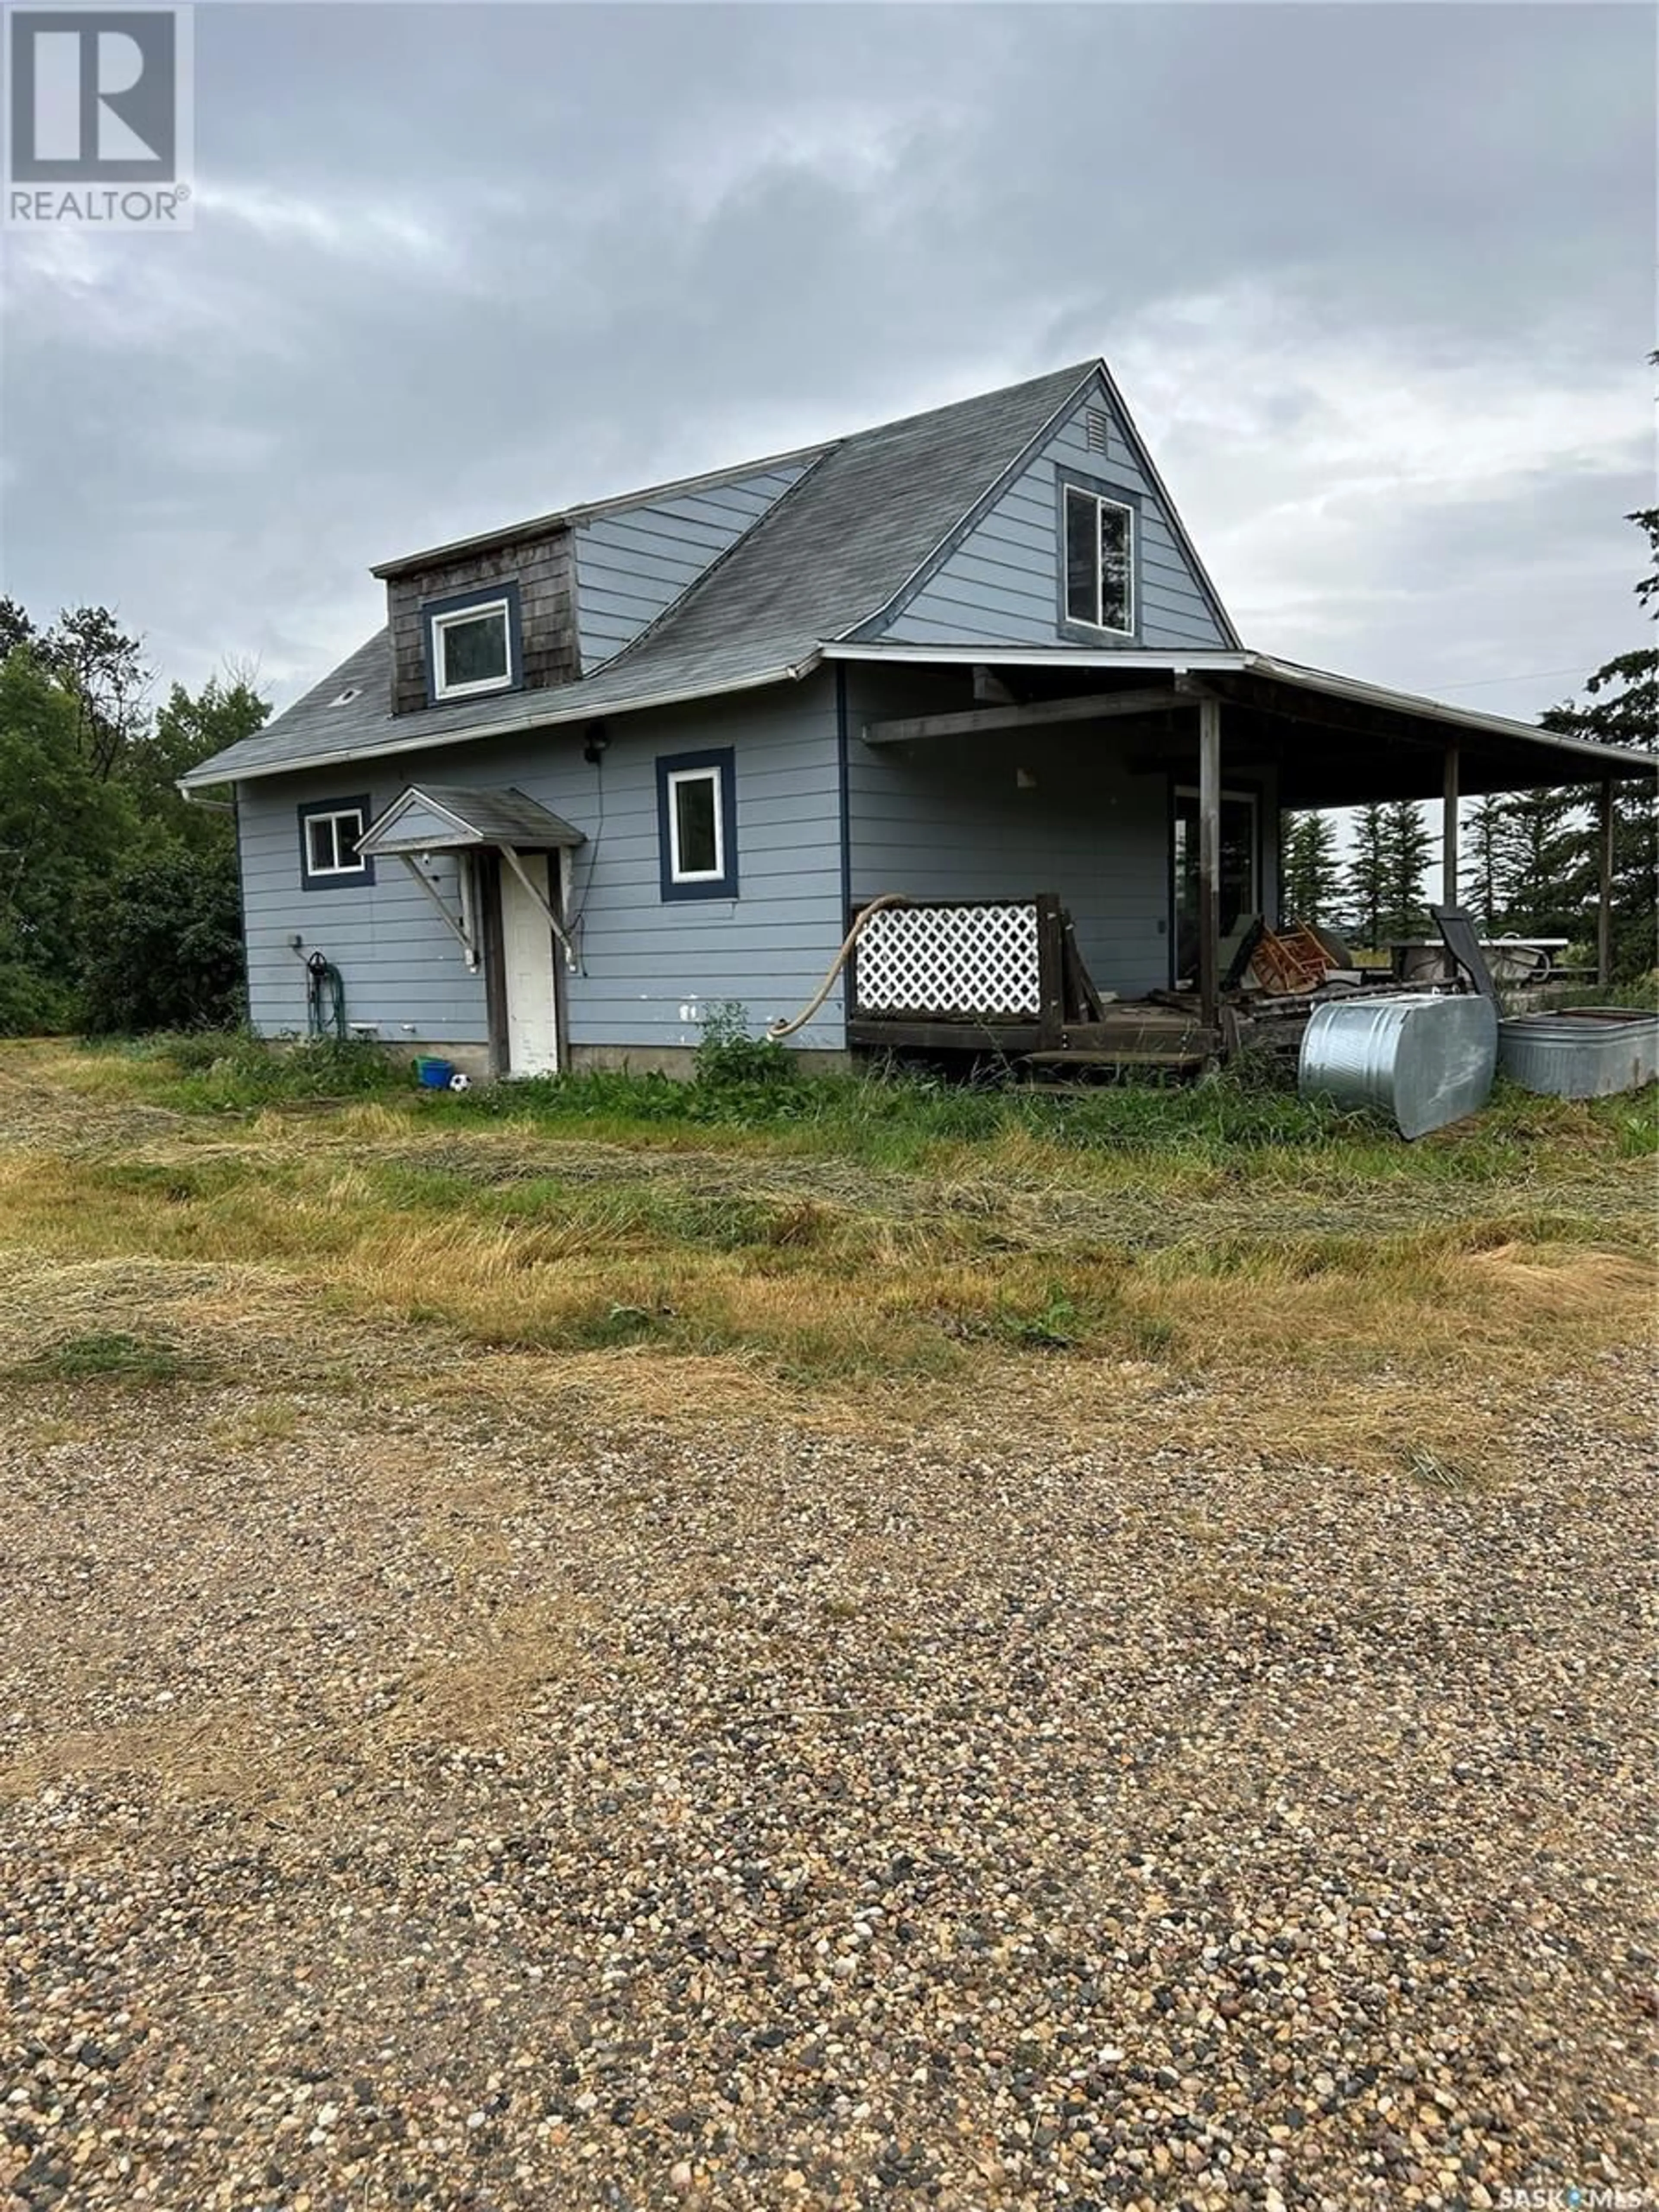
top-left (835, 663), bottom-right (852, 927)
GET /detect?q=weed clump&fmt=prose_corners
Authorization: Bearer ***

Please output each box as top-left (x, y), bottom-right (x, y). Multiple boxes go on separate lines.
top-left (693, 1002), bottom-right (796, 1091)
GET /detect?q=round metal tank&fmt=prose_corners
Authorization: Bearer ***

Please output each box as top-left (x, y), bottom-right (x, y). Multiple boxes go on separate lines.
top-left (1299, 993), bottom-right (1498, 1139)
top-left (1497, 1008), bottom-right (1659, 1098)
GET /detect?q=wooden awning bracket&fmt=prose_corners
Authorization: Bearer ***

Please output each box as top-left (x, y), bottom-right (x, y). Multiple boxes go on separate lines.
top-left (496, 843), bottom-right (578, 971)
top-left (394, 853), bottom-right (479, 971)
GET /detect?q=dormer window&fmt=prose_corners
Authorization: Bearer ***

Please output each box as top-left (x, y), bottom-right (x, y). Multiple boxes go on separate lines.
top-left (1063, 483), bottom-right (1136, 636)
top-left (424, 582), bottom-right (522, 703)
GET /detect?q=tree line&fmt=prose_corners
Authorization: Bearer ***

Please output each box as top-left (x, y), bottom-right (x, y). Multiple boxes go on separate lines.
top-left (0, 601), bottom-right (269, 1034)
top-left (1282, 508), bottom-right (1656, 976)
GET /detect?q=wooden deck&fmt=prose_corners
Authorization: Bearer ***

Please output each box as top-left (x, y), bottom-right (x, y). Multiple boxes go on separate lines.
top-left (850, 1003), bottom-right (1220, 1075)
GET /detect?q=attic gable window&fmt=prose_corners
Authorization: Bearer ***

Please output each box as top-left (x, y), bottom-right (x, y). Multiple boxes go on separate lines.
top-left (1063, 485), bottom-right (1136, 636)
top-left (424, 582), bottom-right (523, 703)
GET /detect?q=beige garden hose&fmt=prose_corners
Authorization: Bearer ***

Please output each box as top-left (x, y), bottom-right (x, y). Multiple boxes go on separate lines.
top-left (766, 893), bottom-right (914, 1040)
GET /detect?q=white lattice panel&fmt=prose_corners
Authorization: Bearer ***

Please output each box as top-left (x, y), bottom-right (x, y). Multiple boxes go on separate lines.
top-left (854, 903), bottom-right (1042, 1019)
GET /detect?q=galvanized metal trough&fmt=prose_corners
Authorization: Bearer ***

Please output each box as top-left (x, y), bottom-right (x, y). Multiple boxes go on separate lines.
top-left (1497, 1007), bottom-right (1659, 1099)
top-left (1299, 992), bottom-right (1498, 1139)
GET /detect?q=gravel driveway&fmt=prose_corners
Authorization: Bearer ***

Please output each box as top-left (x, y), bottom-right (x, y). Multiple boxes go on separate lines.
top-left (1, 1350), bottom-right (1653, 2212)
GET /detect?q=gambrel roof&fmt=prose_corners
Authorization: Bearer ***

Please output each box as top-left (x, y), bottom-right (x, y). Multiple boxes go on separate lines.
top-left (184, 361), bottom-right (1236, 787)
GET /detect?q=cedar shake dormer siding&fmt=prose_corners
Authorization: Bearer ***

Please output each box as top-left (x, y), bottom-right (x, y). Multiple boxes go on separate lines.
top-left (380, 528), bottom-right (578, 716)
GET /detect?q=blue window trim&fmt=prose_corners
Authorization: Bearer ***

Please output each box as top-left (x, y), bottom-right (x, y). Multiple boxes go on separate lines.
top-left (656, 747), bottom-right (738, 902)
top-left (1055, 467), bottom-right (1142, 645)
top-left (297, 795), bottom-right (375, 892)
top-left (422, 579), bottom-right (523, 706)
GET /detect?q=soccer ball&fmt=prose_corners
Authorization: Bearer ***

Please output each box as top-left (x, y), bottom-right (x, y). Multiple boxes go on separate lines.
top-left (448, 1071), bottom-right (472, 1092)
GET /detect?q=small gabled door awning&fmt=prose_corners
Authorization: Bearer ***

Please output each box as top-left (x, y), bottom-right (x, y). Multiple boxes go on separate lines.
top-left (357, 784), bottom-right (586, 858)
top-left (358, 785), bottom-right (586, 973)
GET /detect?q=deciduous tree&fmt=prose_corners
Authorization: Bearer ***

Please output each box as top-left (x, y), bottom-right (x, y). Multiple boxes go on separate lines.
top-left (0, 652), bottom-right (134, 1031)
top-left (124, 670), bottom-right (270, 853)
top-left (38, 605), bottom-right (153, 780)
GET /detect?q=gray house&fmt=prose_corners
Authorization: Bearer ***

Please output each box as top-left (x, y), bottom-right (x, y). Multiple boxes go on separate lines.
top-left (184, 359), bottom-right (1649, 1076)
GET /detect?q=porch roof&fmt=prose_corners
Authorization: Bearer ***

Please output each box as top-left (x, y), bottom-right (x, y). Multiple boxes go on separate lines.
top-left (356, 784), bottom-right (585, 857)
top-left (826, 644), bottom-right (1655, 805)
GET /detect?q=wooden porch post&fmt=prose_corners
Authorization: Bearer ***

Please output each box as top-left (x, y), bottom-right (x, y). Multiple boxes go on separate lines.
top-left (1596, 779), bottom-right (1616, 986)
top-left (1442, 747), bottom-right (1459, 907)
top-left (1198, 695), bottom-right (1221, 1036)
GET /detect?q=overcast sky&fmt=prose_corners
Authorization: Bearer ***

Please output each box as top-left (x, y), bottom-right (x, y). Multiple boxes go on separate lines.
top-left (3, 2), bottom-right (1653, 724)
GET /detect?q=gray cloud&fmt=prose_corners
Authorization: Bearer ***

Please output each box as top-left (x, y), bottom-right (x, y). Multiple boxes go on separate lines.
top-left (3, 3), bottom-right (1652, 728)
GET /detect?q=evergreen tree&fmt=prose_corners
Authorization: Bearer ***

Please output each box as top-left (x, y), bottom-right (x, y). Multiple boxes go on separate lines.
top-left (1540, 498), bottom-right (1658, 979)
top-left (1282, 810), bottom-right (1343, 925)
top-left (1461, 795), bottom-right (1512, 927)
top-left (1491, 789), bottom-right (1591, 939)
top-left (1380, 799), bottom-right (1433, 941)
top-left (1344, 804), bottom-right (1391, 949)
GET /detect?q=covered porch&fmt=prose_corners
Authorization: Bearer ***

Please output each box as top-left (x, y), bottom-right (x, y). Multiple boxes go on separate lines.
top-left (829, 644), bottom-right (1653, 1070)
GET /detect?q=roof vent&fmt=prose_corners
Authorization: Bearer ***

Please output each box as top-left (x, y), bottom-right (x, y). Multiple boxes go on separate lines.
top-left (332, 686), bottom-right (361, 706)
top-left (1085, 408), bottom-right (1110, 455)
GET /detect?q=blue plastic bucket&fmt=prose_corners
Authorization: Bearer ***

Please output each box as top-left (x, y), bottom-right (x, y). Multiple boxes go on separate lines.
top-left (413, 1055), bottom-right (456, 1090)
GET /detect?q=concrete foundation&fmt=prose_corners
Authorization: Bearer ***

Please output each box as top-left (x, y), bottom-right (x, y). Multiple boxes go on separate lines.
top-left (268, 1035), bottom-right (851, 1085)
top-left (565, 1042), bottom-right (852, 1080)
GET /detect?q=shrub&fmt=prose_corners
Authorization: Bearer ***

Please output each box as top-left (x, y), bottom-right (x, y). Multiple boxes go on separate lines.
top-left (81, 848), bottom-right (244, 1034)
top-left (693, 1001), bottom-right (795, 1090)
top-left (0, 960), bottom-right (81, 1038)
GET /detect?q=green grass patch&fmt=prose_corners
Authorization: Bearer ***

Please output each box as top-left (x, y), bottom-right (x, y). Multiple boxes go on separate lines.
top-left (85, 1030), bottom-right (408, 1113)
top-left (76, 1029), bottom-right (1659, 1187)
top-left (9, 1330), bottom-right (212, 1385)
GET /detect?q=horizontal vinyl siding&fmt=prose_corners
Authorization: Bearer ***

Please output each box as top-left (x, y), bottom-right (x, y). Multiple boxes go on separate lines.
top-left (562, 677), bottom-right (843, 1049)
top-left (237, 674), bottom-right (848, 1055)
top-left (574, 464), bottom-right (814, 671)
top-left (878, 391), bottom-right (1228, 654)
top-left (239, 777), bottom-right (491, 1044)
top-left (843, 665), bottom-right (1174, 1001)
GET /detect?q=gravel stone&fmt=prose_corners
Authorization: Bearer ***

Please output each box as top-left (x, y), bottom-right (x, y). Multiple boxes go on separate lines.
top-left (0, 1352), bottom-right (1652, 2209)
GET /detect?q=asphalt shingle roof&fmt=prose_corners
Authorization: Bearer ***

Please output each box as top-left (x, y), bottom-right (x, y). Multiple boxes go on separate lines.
top-left (356, 785), bottom-right (586, 852)
top-left (183, 362), bottom-right (1098, 787)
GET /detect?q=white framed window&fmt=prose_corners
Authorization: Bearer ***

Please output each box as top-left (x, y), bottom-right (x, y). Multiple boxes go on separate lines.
top-left (298, 798), bottom-right (374, 890)
top-left (658, 747), bottom-right (738, 900)
top-left (431, 597), bottom-right (512, 699)
top-left (1063, 485), bottom-right (1136, 636)
top-left (421, 581), bottom-right (522, 705)
top-left (668, 767), bottom-right (723, 881)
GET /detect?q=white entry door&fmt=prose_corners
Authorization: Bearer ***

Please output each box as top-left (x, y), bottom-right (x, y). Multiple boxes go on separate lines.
top-left (499, 852), bottom-right (560, 1076)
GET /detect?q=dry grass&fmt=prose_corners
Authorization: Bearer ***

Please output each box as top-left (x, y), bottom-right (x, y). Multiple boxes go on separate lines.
top-left (0, 1041), bottom-right (1652, 1476)
top-left (0, 1598), bottom-right (590, 1816)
